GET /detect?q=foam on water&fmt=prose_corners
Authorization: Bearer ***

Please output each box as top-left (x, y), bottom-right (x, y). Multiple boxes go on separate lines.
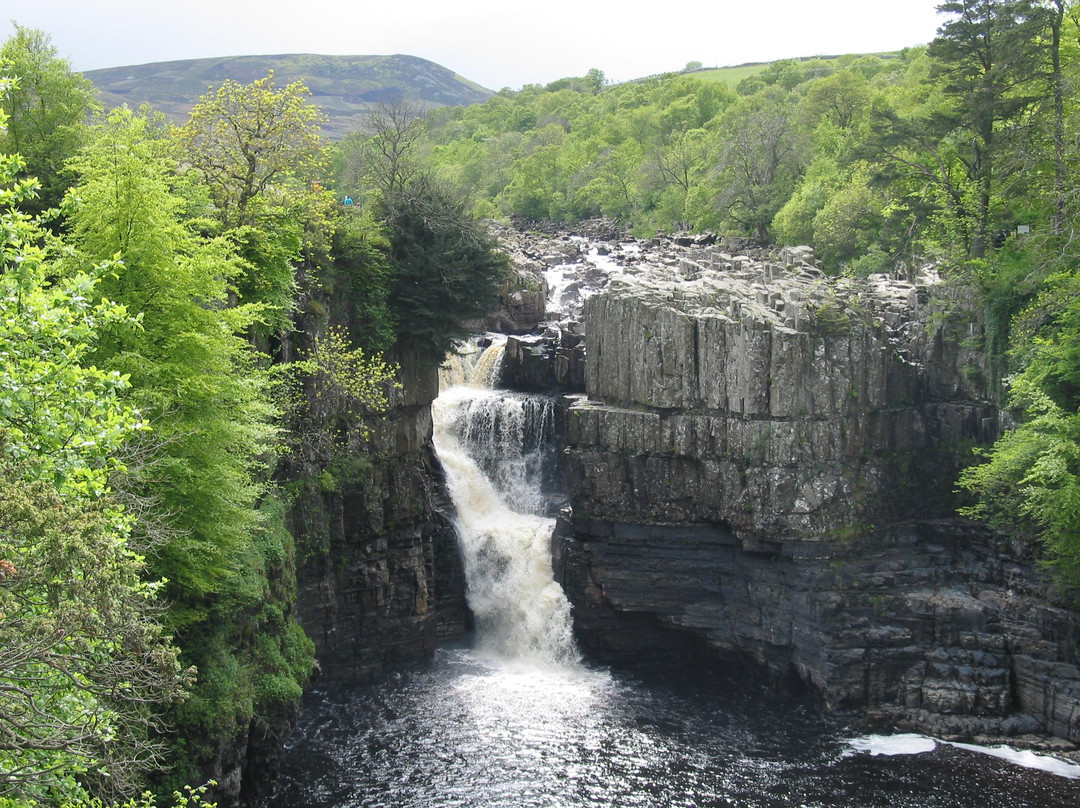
top-left (845, 733), bottom-right (1080, 780)
top-left (433, 341), bottom-right (577, 665)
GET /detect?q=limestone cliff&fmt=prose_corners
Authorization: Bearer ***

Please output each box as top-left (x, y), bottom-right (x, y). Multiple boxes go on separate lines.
top-left (556, 243), bottom-right (1080, 745)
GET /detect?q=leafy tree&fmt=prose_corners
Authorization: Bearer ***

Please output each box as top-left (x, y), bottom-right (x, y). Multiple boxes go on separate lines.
top-left (65, 107), bottom-right (313, 787)
top-left (0, 466), bottom-right (188, 804)
top-left (802, 69), bottom-right (872, 131)
top-left (584, 68), bottom-right (606, 95)
top-left (0, 24), bottom-right (98, 213)
top-left (174, 73), bottom-right (333, 340)
top-left (0, 102), bottom-right (186, 804)
top-left (928, 0), bottom-right (1045, 257)
top-left (713, 92), bottom-right (804, 241)
top-left (772, 156), bottom-right (843, 247)
top-left (322, 210), bottom-right (397, 352)
top-left (174, 71), bottom-right (327, 229)
top-left (811, 162), bottom-right (886, 267)
top-left (958, 327), bottom-right (1080, 594)
top-left (650, 128), bottom-right (708, 228)
top-left (383, 177), bottom-right (509, 359)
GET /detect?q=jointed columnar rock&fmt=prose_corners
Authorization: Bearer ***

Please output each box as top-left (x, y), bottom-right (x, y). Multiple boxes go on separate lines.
top-left (290, 345), bottom-right (468, 682)
top-left (557, 245), bottom-right (1080, 745)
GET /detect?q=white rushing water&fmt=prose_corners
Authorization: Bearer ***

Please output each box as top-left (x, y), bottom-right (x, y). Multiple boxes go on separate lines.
top-left (844, 733), bottom-right (1080, 780)
top-left (434, 339), bottom-right (577, 665)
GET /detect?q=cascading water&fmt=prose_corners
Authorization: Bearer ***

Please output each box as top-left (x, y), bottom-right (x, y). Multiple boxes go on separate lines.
top-left (432, 338), bottom-right (576, 663)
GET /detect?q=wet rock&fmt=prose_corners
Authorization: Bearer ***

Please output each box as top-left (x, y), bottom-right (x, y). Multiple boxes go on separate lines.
top-left (291, 345), bottom-right (469, 685)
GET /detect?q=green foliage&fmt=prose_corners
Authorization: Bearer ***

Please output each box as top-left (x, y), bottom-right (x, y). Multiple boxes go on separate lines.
top-left (173, 71), bottom-right (327, 229)
top-left (959, 379), bottom-right (1080, 594)
top-left (173, 72), bottom-right (334, 339)
top-left (0, 128), bottom-right (186, 805)
top-left (0, 465), bottom-right (188, 805)
top-left (63, 106), bottom-right (314, 787)
top-left (0, 225), bottom-right (141, 495)
top-left (714, 91), bottom-right (805, 240)
top-left (811, 299), bottom-right (853, 336)
top-left (959, 254), bottom-right (1080, 596)
top-left (772, 156), bottom-right (841, 247)
top-left (281, 323), bottom-right (399, 454)
top-left (384, 179), bottom-right (510, 358)
top-left (326, 210), bottom-right (397, 352)
top-left (62, 781), bottom-right (218, 808)
top-left (811, 163), bottom-right (885, 268)
top-left (0, 25), bottom-right (98, 212)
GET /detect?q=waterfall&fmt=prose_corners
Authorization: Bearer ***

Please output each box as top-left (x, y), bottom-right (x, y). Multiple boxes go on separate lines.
top-left (434, 339), bottom-right (577, 665)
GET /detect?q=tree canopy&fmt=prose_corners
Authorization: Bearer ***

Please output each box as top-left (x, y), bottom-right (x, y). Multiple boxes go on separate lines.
top-left (0, 93), bottom-right (186, 806)
top-left (0, 25), bottom-right (97, 213)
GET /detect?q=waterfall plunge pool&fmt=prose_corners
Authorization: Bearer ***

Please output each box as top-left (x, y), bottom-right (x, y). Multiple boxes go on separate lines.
top-left (262, 645), bottom-right (1080, 808)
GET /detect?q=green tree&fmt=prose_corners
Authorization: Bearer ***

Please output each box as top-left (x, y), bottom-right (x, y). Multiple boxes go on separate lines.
top-left (65, 107), bottom-right (313, 788)
top-left (174, 72), bottom-right (332, 338)
top-left (802, 69), bottom-right (872, 131)
top-left (0, 103), bottom-right (186, 804)
top-left (650, 128), bottom-right (708, 229)
top-left (383, 177), bottom-right (509, 359)
top-left (585, 68), bottom-right (606, 95)
top-left (811, 163), bottom-right (886, 268)
top-left (958, 291), bottom-right (1080, 594)
top-left (928, 0), bottom-right (1045, 257)
top-left (713, 92), bottom-right (804, 241)
top-left (174, 71), bottom-right (327, 229)
top-left (0, 24), bottom-right (98, 213)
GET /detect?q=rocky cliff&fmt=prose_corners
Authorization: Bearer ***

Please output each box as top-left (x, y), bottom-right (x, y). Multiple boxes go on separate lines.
top-left (288, 345), bottom-right (468, 681)
top-left (553, 241), bottom-right (1080, 746)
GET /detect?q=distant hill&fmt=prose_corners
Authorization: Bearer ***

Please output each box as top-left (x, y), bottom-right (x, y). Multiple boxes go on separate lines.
top-left (85, 53), bottom-right (494, 139)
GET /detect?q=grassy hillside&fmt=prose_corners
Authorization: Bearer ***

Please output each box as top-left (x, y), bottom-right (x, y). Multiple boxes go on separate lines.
top-left (86, 53), bottom-right (494, 138)
top-left (688, 51), bottom-right (905, 86)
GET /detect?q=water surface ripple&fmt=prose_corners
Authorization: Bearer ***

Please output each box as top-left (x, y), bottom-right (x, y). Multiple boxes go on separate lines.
top-left (262, 646), bottom-right (1080, 808)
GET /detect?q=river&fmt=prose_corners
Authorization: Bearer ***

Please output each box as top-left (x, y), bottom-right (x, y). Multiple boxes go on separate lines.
top-left (262, 339), bottom-right (1080, 808)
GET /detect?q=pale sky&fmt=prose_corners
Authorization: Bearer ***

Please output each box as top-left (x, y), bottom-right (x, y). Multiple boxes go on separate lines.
top-left (4, 0), bottom-right (945, 91)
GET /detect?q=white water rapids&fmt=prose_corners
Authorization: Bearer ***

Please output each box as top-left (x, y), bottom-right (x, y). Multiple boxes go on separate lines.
top-left (433, 339), bottom-right (577, 665)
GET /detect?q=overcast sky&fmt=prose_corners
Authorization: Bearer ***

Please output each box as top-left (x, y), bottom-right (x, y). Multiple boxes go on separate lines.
top-left (5, 1), bottom-right (945, 90)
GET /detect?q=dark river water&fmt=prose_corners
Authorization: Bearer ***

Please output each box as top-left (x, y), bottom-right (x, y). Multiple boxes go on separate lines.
top-left (261, 644), bottom-right (1080, 808)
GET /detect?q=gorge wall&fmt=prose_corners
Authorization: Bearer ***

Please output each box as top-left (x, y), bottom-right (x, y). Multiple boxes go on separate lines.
top-left (525, 236), bottom-right (1080, 745)
top-left (288, 345), bottom-right (469, 682)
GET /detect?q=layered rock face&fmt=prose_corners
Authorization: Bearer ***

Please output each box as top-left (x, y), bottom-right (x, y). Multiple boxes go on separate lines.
top-left (558, 244), bottom-right (1080, 744)
top-left (290, 347), bottom-right (468, 682)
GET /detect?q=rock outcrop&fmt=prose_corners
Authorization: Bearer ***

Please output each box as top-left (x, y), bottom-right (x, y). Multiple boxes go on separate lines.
top-left (289, 345), bottom-right (469, 681)
top-left (556, 242), bottom-right (1080, 746)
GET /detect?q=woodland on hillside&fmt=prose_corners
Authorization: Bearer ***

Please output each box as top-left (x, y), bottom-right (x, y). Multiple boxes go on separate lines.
top-left (389, 0), bottom-right (1080, 594)
top-left (3, 0), bottom-right (1080, 805)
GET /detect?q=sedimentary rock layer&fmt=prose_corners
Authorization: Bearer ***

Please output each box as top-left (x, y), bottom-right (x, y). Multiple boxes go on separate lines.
top-left (291, 348), bottom-right (468, 682)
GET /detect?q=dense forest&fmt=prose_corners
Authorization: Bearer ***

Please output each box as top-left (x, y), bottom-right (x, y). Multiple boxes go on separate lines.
top-left (0, 22), bottom-right (505, 808)
top-left (3, 0), bottom-right (1080, 805)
